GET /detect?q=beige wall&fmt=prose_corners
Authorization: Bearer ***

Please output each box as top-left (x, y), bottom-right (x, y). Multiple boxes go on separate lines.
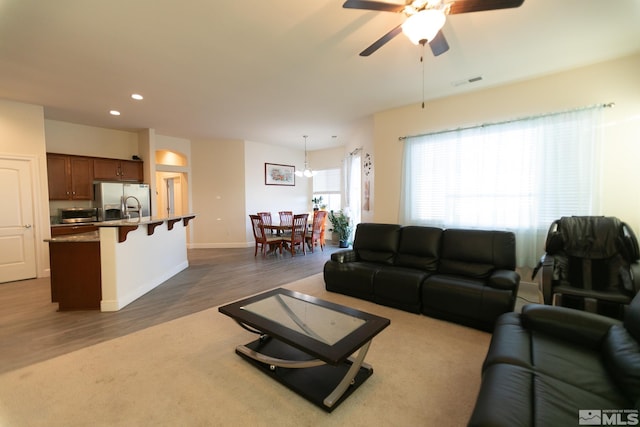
top-left (190, 138), bottom-right (247, 247)
top-left (308, 146), bottom-right (344, 170)
top-left (372, 53), bottom-right (640, 233)
top-left (44, 120), bottom-right (139, 159)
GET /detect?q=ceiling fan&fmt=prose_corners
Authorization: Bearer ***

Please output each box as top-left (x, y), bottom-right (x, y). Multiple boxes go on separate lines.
top-left (344, 0), bottom-right (525, 57)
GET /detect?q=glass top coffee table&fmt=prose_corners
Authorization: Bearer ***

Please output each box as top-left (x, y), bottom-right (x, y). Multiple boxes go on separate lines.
top-left (218, 288), bottom-right (390, 411)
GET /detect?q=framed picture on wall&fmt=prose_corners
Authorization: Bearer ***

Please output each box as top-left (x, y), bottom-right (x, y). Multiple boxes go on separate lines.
top-left (265, 163), bottom-right (295, 186)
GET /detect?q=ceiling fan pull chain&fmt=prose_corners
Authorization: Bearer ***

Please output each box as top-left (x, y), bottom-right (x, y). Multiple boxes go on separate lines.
top-left (420, 42), bottom-right (425, 109)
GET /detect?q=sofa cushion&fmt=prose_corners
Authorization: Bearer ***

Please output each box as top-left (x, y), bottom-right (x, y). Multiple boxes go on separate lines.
top-left (481, 312), bottom-right (533, 370)
top-left (441, 228), bottom-right (516, 270)
top-left (521, 304), bottom-right (620, 350)
top-left (470, 363), bottom-right (630, 427)
top-left (353, 223), bottom-right (401, 265)
top-left (373, 266), bottom-right (428, 313)
top-left (468, 364), bottom-right (534, 427)
top-left (529, 333), bottom-right (623, 399)
top-left (489, 270), bottom-right (520, 290)
top-left (469, 362), bottom-right (627, 427)
top-left (625, 289), bottom-right (640, 342)
top-left (603, 324), bottom-right (640, 402)
top-left (323, 260), bottom-right (380, 301)
top-left (422, 275), bottom-right (484, 324)
top-left (439, 259), bottom-right (494, 279)
top-left (395, 226), bottom-right (442, 271)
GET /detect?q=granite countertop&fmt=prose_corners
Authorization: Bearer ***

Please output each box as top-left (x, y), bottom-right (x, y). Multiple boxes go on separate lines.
top-left (50, 214), bottom-right (196, 228)
top-left (46, 214), bottom-right (195, 243)
top-left (97, 214), bottom-right (195, 227)
top-left (45, 231), bottom-right (100, 243)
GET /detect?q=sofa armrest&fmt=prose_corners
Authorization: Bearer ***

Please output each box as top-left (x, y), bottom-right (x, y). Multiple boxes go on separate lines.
top-left (488, 269), bottom-right (520, 290)
top-left (521, 304), bottom-right (621, 349)
top-left (630, 262), bottom-right (640, 293)
top-left (330, 249), bottom-right (358, 263)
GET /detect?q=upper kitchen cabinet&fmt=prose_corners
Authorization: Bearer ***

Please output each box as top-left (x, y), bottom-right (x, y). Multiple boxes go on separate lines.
top-left (93, 158), bottom-right (143, 182)
top-left (47, 154), bottom-right (94, 200)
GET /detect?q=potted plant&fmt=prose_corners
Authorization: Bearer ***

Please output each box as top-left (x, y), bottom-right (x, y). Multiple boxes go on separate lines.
top-left (328, 210), bottom-right (353, 248)
top-left (311, 196), bottom-right (323, 211)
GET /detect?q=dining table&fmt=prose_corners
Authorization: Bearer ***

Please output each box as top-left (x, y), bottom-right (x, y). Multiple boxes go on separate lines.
top-left (264, 224), bottom-right (291, 236)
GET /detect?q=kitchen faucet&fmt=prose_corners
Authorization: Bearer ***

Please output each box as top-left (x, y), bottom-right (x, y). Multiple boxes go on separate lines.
top-left (122, 195), bottom-right (142, 219)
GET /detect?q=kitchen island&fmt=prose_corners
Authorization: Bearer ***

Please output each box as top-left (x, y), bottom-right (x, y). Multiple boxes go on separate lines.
top-left (46, 214), bottom-right (195, 311)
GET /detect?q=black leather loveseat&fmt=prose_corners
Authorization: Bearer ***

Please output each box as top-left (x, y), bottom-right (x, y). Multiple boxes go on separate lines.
top-left (468, 293), bottom-right (640, 426)
top-left (323, 223), bottom-right (520, 331)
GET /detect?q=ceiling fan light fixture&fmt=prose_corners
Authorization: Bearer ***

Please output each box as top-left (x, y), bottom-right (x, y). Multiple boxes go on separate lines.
top-left (401, 9), bottom-right (446, 45)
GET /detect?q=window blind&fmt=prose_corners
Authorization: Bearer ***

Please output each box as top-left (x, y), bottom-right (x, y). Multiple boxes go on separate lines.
top-left (400, 106), bottom-right (604, 266)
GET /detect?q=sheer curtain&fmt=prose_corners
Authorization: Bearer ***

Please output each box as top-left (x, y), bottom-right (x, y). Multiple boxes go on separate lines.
top-left (400, 106), bottom-right (604, 267)
top-left (344, 150), bottom-right (362, 241)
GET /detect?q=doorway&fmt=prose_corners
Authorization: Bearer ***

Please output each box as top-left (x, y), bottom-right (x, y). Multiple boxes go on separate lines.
top-left (156, 172), bottom-right (186, 217)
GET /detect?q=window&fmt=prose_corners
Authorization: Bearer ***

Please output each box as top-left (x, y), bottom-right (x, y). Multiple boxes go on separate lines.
top-left (312, 168), bottom-right (341, 212)
top-left (400, 106), bottom-right (604, 266)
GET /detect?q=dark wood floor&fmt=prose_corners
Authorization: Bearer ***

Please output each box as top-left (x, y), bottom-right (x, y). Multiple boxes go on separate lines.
top-left (0, 244), bottom-right (340, 374)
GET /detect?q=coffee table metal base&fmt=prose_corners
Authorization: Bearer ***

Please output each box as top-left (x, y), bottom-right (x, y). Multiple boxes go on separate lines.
top-left (235, 336), bottom-right (373, 412)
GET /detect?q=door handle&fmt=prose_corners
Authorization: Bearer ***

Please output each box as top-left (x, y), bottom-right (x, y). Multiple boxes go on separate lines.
top-left (24, 224), bottom-right (32, 229)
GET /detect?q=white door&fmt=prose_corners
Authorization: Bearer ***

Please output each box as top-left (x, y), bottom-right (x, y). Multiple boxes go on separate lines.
top-left (0, 158), bottom-right (37, 283)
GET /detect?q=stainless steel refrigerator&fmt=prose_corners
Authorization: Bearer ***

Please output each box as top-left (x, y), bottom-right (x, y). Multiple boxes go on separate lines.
top-left (94, 182), bottom-right (151, 221)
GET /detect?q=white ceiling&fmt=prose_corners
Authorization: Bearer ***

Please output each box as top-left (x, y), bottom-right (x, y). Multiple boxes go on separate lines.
top-left (1, 0), bottom-right (639, 151)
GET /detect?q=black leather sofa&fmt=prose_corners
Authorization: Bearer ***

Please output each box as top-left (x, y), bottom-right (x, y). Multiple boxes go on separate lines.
top-left (323, 223), bottom-right (520, 331)
top-left (468, 294), bottom-right (640, 426)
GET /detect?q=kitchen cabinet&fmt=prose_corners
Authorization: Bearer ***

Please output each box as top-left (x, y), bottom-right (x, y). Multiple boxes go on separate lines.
top-left (46, 154), bottom-right (94, 200)
top-left (93, 158), bottom-right (143, 182)
top-left (49, 239), bottom-right (101, 310)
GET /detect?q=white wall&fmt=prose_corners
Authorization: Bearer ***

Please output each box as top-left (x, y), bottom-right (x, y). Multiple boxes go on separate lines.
top-left (244, 140), bottom-right (307, 242)
top-left (372, 53), bottom-right (640, 234)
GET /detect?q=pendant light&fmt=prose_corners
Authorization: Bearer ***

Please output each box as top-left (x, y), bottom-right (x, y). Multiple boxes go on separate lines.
top-left (295, 135), bottom-right (315, 177)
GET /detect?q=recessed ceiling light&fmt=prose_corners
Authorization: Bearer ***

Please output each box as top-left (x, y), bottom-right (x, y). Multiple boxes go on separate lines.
top-left (131, 93), bottom-right (143, 100)
top-left (109, 110), bottom-right (121, 116)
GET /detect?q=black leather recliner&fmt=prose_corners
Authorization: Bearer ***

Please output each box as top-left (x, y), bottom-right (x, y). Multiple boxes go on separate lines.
top-left (533, 216), bottom-right (640, 319)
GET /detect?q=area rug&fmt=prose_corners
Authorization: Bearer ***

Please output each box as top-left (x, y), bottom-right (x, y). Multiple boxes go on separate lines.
top-left (0, 274), bottom-right (491, 426)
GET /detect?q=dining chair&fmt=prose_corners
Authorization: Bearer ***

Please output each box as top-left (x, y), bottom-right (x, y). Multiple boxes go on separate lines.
top-left (279, 211), bottom-right (293, 226)
top-left (257, 212), bottom-right (273, 234)
top-left (305, 210), bottom-right (327, 252)
top-left (284, 213), bottom-right (308, 256)
top-left (249, 215), bottom-right (283, 256)
top-left (278, 211), bottom-right (293, 236)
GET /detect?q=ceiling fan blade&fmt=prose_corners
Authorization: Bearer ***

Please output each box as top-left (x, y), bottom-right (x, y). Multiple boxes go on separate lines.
top-left (359, 24), bottom-right (403, 56)
top-left (429, 30), bottom-right (449, 56)
top-left (343, 0), bottom-right (405, 13)
top-left (448, 0), bottom-right (524, 14)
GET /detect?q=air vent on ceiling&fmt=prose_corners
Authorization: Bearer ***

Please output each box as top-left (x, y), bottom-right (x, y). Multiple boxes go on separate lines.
top-left (451, 76), bottom-right (483, 87)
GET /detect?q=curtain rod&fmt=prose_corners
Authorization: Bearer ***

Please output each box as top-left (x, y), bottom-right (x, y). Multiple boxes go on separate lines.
top-left (398, 102), bottom-right (615, 141)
